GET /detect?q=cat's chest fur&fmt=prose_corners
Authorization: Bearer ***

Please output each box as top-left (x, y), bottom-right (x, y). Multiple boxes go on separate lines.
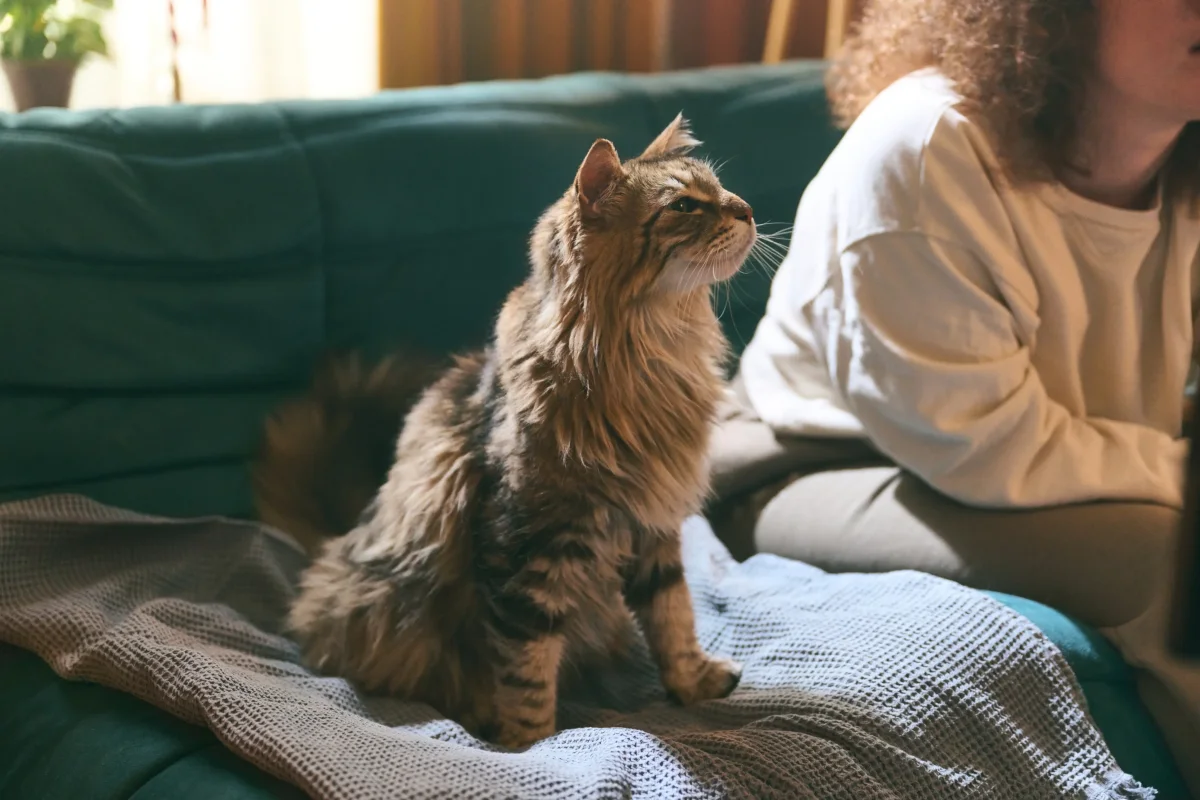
top-left (493, 293), bottom-right (727, 533)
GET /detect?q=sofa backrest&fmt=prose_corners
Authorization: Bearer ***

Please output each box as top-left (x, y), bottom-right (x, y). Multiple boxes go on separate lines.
top-left (0, 61), bottom-right (840, 519)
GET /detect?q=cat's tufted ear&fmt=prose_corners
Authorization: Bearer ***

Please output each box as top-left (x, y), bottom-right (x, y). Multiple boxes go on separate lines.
top-left (640, 113), bottom-right (700, 159)
top-left (575, 138), bottom-right (624, 218)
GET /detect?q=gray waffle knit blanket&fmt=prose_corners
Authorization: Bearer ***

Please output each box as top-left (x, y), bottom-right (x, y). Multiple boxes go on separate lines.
top-left (0, 494), bottom-right (1154, 799)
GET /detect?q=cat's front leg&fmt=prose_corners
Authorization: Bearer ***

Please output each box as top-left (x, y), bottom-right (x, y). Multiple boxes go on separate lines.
top-left (624, 533), bottom-right (741, 705)
top-left (489, 633), bottom-right (563, 749)
top-left (486, 566), bottom-right (570, 749)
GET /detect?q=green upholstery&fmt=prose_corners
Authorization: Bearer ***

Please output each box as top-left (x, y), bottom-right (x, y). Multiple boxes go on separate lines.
top-left (0, 61), bottom-right (1186, 797)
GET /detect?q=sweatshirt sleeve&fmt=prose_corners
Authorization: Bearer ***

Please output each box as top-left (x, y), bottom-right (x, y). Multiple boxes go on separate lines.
top-left (828, 231), bottom-right (1187, 509)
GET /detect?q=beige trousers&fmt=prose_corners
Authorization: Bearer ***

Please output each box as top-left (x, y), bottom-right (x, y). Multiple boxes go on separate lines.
top-left (707, 378), bottom-right (1199, 796)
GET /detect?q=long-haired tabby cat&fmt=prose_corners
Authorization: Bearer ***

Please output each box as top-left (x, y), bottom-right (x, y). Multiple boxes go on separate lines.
top-left (253, 115), bottom-right (755, 749)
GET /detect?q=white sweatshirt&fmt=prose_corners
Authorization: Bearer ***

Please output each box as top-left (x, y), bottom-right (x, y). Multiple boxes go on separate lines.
top-left (739, 69), bottom-right (1200, 509)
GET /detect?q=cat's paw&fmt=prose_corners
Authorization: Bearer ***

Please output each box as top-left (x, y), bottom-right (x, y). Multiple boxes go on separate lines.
top-left (492, 718), bottom-right (556, 751)
top-left (665, 655), bottom-right (742, 705)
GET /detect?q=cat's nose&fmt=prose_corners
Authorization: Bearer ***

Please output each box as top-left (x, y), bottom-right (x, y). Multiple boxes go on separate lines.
top-left (724, 198), bottom-right (753, 224)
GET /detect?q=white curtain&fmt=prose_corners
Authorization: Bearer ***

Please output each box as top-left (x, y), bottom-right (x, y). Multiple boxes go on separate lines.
top-left (1, 0), bottom-right (379, 111)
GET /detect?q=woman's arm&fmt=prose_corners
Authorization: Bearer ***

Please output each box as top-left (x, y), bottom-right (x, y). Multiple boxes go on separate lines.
top-left (826, 231), bottom-right (1187, 509)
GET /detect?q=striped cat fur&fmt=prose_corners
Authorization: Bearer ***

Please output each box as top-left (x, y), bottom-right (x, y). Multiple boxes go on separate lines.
top-left (252, 115), bottom-right (755, 749)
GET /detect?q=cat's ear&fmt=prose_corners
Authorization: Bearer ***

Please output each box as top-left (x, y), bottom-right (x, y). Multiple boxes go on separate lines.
top-left (640, 113), bottom-right (700, 159)
top-left (575, 138), bottom-right (624, 218)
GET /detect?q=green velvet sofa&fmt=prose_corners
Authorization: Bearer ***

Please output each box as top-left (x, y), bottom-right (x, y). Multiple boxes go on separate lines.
top-left (0, 61), bottom-right (1189, 799)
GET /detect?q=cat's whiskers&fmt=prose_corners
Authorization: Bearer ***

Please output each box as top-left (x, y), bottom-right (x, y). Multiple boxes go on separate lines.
top-left (715, 269), bottom-right (734, 324)
top-left (754, 227), bottom-right (792, 245)
top-left (743, 224), bottom-right (791, 280)
top-left (753, 225), bottom-right (792, 247)
top-left (754, 229), bottom-right (792, 249)
top-left (756, 245), bottom-right (789, 271)
top-left (753, 223), bottom-right (793, 247)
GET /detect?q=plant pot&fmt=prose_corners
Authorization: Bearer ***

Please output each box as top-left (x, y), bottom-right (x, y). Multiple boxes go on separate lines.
top-left (2, 59), bottom-right (80, 112)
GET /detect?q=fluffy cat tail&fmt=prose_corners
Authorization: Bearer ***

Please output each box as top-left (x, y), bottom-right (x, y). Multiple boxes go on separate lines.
top-left (251, 352), bottom-right (436, 556)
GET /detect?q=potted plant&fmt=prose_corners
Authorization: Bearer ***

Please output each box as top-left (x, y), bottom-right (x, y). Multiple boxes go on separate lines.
top-left (1, 0), bottom-right (112, 111)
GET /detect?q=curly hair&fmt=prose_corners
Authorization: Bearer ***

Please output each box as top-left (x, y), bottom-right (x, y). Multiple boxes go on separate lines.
top-left (826, 0), bottom-right (1200, 198)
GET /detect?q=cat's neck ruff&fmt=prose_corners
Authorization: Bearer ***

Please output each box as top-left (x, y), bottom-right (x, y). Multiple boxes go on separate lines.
top-left (511, 282), bottom-right (728, 528)
top-left (554, 284), bottom-right (724, 381)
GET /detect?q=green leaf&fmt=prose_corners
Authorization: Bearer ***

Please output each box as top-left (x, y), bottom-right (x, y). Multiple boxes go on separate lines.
top-left (1, 0), bottom-right (110, 61)
top-left (9, 0), bottom-right (55, 19)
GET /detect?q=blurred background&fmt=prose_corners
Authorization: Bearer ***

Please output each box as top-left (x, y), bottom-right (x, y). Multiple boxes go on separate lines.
top-left (0, 0), bottom-right (866, 111)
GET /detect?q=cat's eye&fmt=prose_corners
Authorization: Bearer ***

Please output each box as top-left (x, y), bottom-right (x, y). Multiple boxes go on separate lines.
top-left (669, 196), bottom-right (703, 214)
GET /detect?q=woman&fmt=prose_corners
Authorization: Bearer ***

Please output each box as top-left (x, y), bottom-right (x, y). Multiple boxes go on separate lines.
top-left (712, 0), bottom-right (1200, 791)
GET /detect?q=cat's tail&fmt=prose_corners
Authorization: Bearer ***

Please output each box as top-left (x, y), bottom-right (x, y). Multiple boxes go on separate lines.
top-left (251, 352), bottom-right (438, 557)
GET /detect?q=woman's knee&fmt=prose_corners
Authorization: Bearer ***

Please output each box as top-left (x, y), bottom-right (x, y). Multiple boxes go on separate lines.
top-left (752, 466), bottom-right (955, 574)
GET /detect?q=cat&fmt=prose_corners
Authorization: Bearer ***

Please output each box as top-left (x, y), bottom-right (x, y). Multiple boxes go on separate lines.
top-left (252, 114), bottom-right (755, 750)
